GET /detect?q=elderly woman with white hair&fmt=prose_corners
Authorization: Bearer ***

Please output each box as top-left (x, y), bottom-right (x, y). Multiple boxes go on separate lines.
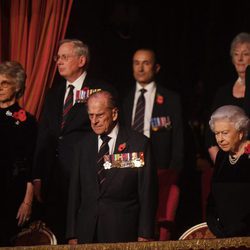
top-left (207, 32), bottom-right (250, 163)
top-left (0, 61), bottom-right (37, 246)
top-left (206, 105), bottom-right (250, 237)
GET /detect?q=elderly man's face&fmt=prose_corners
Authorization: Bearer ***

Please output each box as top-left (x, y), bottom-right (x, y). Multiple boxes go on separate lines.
top-left (214, 120), bottom-right (243, 153)
top-left (56, 42), bottom-right (86, 83)
top-left (87, 95), bottom-right (118, 135)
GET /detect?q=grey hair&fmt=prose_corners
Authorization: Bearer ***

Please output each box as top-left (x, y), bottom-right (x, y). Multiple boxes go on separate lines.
top-left (0, 61), bottom-right (26, 98)
top-left (209, 105), bottom-right (250, 139)
top-left (87, 90), bottom-right (118, 110)
top-left (230, 32), bottom-right (250, 57)
top-left (59, 39), bottom-right (90, 68)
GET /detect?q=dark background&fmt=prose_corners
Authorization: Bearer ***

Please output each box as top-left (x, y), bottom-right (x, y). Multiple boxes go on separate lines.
top-left (66, 0), bottom-right (250, 113)
top-left (66, 1), bottom-right (250, 235)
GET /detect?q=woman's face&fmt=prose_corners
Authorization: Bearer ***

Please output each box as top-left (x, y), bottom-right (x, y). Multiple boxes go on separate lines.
top-left (232, 42), bottom-right (250, 76)
top-left (0, 74), bottom-right (19, 107)
top-left (214, 120), bottom-right (243, 153)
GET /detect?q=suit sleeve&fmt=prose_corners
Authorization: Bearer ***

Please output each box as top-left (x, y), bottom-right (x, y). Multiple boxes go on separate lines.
top-left (138, 139), bottom-right (158, 238)
top-left (32, 94), bottom-right (51, 180)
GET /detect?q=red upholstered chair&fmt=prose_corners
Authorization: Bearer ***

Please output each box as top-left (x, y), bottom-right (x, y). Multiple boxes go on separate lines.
top-left (156, 169), bottom-right (180, 240)
top-left (179, 222), bottom-right (216, 240)
top-left (201, 167), bottom-right (214, 221)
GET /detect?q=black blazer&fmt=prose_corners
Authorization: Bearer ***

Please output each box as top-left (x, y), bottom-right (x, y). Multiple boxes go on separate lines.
top-left (122, 84), bottom-right (183, 170)
top-left (32, 74), bottom-right (115, 199)
top-left (66, 126), bottom-right (158, 243)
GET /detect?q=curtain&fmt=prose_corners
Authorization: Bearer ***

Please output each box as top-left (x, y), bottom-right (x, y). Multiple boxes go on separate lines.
top-left (1, 0), bottom-right (73, 118)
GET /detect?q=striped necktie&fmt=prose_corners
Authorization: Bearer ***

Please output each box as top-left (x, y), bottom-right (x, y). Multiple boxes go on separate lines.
top-left (97, 134), bottom-right (111, 185)
top-left (132, 88), bottom-right (147, 133)
top-left (61, 84), bottom-right (74, 128)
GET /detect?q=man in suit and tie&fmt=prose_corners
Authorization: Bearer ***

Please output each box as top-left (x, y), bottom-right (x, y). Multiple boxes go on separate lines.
top-left (66, 90), bottom-right (157, 244)
top-left (123, 48), bottom-right (183, 173)
top-left (32, 39), bottom-right (115, 243)
top-left (122, 49), bottom-right (183, 230)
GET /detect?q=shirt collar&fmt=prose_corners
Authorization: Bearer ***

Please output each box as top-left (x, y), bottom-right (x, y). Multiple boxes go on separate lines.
top-left (99, 123), bottom-right (119, 141)
top-left (135, 81), bottom-right (156, 93)
top-left (66, 71), bottom-right (87, 91)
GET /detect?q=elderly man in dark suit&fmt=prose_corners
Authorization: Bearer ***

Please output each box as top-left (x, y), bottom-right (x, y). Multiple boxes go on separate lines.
top-left (123, 48), bottom-right (183, 173)
top-left (66, 90), bottom-right (157, 244)
top-left (32, 39), bottom-right (115, 243)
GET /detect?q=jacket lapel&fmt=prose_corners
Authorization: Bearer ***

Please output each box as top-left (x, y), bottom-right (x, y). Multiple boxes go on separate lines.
top-left (57, 82), bottom-right (67, 132)
top-left (61, 78), bottom-right (87, 132)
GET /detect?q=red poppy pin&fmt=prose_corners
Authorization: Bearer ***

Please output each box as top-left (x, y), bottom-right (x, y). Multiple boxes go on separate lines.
top-left (83, 87), bottom-right (89, 92)
top-left (118, 143), bottom-right (126, 152)
top-left (244, 144), bottom-right (250, 155)
top-left (156, 94), bottom-right (164, 105)
top-left (13, 109), bottom-right (27, 122)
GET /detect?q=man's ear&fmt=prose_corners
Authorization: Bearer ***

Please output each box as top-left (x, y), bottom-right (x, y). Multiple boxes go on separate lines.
top-left (155, 63), bottom-right (161, 74)
top-left (79, 56), bottom-right (87, 67)
top-left (112, 108), bottom-right (119, 121)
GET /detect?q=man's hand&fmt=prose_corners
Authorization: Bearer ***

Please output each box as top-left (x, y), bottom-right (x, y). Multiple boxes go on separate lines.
top-left (138, 237), bottom-right (153, 241)
top-left (68, 238), bottom-right (78, 245)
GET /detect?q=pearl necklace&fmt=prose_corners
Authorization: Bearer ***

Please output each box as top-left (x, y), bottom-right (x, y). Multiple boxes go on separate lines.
top-left (228, 154), bottom-right (240, 165)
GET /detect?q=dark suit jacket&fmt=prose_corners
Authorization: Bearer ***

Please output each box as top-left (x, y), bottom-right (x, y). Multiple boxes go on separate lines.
top-left (66, 126), bottom-right (158, 243)
top-left (32, 74), bottom-right (115, 202)
top-left (122, 84), bottom-right (183, 170)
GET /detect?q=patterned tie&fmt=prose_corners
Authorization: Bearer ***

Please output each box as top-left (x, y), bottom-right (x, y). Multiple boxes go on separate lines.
top-left (132, 88), bottom-right (147, 133)
top-left (61, 84), bottom-right (74, 128)
top-left (97, 134), bottom-right (111, 185)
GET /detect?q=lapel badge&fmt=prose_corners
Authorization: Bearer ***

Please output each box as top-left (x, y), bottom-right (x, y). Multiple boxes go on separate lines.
top-left (156, 94), bottom-right (164, 105)
top-left (118, 142), bottom-right (126, 152)
top-left (76, 87), bottom-right (101, 103)
top-left (103, 152), bottom-right (144, 169)
top-left (151, 116), bottom-right (172, 131)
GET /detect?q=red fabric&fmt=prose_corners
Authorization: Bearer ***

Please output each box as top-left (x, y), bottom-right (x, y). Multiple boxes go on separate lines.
top-left (201, 167), bottom-right (214, 221)
top-left (157, 169), bottom-right (179, 219)
top-left (1, 0), bottom-right (73, 118)
top-left (156, 169), bottom-right (180, 240)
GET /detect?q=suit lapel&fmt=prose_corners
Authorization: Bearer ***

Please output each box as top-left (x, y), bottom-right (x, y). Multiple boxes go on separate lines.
top-left (61, 78), bottom-right (87, 132)
top-left (99, 127), bottom-right (129, 196)
top-left (152, 84), bottom-right (160, 117)
top-left (56, 82), bottom-right (67, 131)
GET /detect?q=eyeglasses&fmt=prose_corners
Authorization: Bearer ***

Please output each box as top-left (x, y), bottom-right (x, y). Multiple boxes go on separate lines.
top-left (53, 54), bottom-right (76, 62)
top-left (0, 80), bottom-right (15, 89)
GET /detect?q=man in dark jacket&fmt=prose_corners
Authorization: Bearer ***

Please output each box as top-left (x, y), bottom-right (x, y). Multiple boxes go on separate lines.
top-left (32, 39), bottom-right (115, 243)
top-left (66, 91), bottom-right (157, 244)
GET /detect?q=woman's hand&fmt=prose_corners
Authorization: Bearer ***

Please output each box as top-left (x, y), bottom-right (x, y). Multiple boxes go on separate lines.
top-left (16, 201), bottom-right (32, 226)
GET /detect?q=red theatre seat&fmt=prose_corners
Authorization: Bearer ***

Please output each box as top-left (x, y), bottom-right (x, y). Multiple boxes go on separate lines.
top-left (156, 169), bottom-right (180, 240)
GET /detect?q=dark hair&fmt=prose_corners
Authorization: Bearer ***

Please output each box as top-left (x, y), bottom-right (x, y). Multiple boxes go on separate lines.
top-left (133, 48), bottom-right (158, 65)
top-left (0, 61), bottom-right (26, 98)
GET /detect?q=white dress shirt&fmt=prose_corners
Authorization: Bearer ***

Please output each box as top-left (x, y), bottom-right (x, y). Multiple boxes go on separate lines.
top-left (132, 82), bottom-right (156, 138)
top-left (98, 124), bottom-right (119, 154)
top-left (64, 71), bottom-right (87, 104)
